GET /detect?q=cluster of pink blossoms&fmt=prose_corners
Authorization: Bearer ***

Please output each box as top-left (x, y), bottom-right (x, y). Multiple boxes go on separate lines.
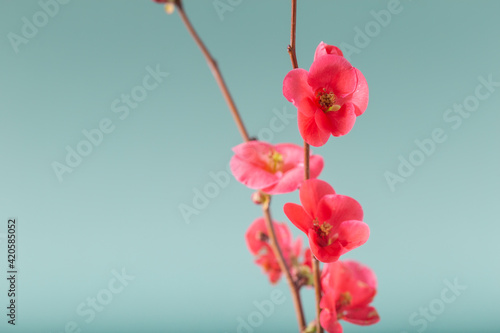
top-left (230, 42), bottom-right (379, 332)
top-left (150, 0), bottom-right (378, 331)
top-left (246, 217), bottom-right (312, 285)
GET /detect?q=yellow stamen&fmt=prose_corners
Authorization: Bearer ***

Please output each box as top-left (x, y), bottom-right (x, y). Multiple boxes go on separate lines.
top-left (317, 91), bottom-right (341, 112)
top-left (268, 151), bottom-right (284, 173)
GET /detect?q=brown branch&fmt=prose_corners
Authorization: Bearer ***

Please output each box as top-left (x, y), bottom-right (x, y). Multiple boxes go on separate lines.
top-left (173, 1), bottom-right (306, 331)
top-left (287, 0), bottom-right (322, 332)
top-left (287, 0), bottom-right (298, 69)
top-left (262, 198), bottom-right (306, 332)
top-left (175, 0), bottom-right (250, 142)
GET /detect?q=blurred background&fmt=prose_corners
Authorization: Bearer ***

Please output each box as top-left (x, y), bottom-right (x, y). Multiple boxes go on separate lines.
top-left (1, 0), bottom-right (499, 332)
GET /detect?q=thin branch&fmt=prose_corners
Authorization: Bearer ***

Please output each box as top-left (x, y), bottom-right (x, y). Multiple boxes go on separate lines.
top-left (287, 0), bottom-right (298, 69)
top-left (262, 198), bottom-right (307, 332)
top-left (287, 0), bottom-right (323, 332)
top-left (173, 1), bottom-right (306, 331)
top-left (175, 0), bottom-right (250, 142)
top-left (304, 141), bottom-right (310, 180)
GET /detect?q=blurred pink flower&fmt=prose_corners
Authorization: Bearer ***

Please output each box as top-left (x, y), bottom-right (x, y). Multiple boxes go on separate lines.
top-left (320, 260), bottom-right (380, 332)
top-left (245, 217), bottom-right (302, 284)
top-left (230, 141), bottom-right (323, 194)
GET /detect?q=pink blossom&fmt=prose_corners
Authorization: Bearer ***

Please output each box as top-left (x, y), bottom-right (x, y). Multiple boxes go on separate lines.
top-left (283, 42), bottom-right (369, 146)
top-left (230, 141), bottom-right (323, 195)
top-left (320, 260), bottom-right (380, 332)
top-left (283, 179), bottom-right (370, 263)
top-left (245, 217), bottom-right (301, 284)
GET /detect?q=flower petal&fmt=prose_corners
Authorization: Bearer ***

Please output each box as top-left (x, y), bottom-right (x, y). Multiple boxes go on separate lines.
top-left (308, 55), bottom-right (357, 97)
top-left (314, 108), bottom-right (334, 133)
top-left (298, 109), bottom-right (331, 147)
top-left (309, 229), bottom-right (342, 263)
top-left (325, 103), bottom-right (357, 137)
top-left (232, 141), bottom-right (273, 169)
top-left (283, 68), bottom-right (313, 107)
top-left (338, 220), bottom-right (370, 254)
top-left (316, 194), bottom-right (363, 226)
top-left (299, 179), bottom-right (336, 218)
top-left (297, 96), bottom-right (319, 117)
top-left (230, 155), bottom-right (278, 190)
top-left (314, 41), bottom-right (344, 60)
top-left (230, 141), bottom-right (280, 190)
top-left (350, 68), bottom-right (369, 116)
top-left (343, 260), bottom-right (378, 289)
top-left (245, 217), bottom-right (268, 255)
top-left (274, 143), bottom-right (303, 172)
top-left (320, 308), bottom-right (344, 333)
top-left (283, 203), bottom-right (313, 234)
top-left (343, 306), bottom-right (380, 326)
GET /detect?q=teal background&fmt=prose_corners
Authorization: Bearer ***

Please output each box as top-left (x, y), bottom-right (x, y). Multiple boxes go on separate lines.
top-left (1, 0), bottom-right (499, 332)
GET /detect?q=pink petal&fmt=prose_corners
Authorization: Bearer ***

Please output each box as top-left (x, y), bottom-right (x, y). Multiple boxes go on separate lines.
top-left (299, 179), bottom-right (336, 218)
top-left (321, 261), bottom-right (344, 294)
top-left (298, 110), bottom-right (331, 147)
top-left (245, 217), bottom-right (267, 255)
top-left (230, 155), bottom-right (278, 190)
top-left (283, 68), bottom-right (313, 107)
top-left (316, 194), bottom-right (363, 227)
top-left (275, 222), bottom-right (293, 253)
top-left (230, 141), bottom-right (282, 190)
top-left (297, 96), bottom-right (319, 117)
top-left (309, 229), bottom-right (342, 263)
top-left (283, 203), bottom-right (313, 234)
top-left (274, 143), bottom-right (303, 172)
top-left (334, 260), bottom-right (377, 308)
top-left (314, 41), bottom-right (344, 60)
top-left (338, 220), bottom-right (370, 254)
top-left (343, 306), bottom-right (380, 326)
top-left (350, 68), bottom-right (369, 116)
top-left (325, 103), bottom-right (357, 137)
top-left (314, 108), bottom-right (335, 133)
top-left (262, 166), bottom-right (302, 194)
top-left (343, 260), bottom-right (378, 289)
top-left (232, 141), bottom-right (273, 170)
top-left (308, 55), bottom-right (357, 97)
top-left (320, 308), bottom-right (344, 333)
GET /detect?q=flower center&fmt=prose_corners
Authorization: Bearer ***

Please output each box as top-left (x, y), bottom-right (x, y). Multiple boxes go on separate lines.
top-left (256, 231), bottom-right (269, 242)
top-left (336, 292), bottom-right (352, 318)
top-left (313, 220), bottom-right (336, 247)
top-left (268, 150), bottom-right (284, 173)
top-left (337, 292), bottom-right (352, 307)
top-left (317, 90), bottom-right (341, 112)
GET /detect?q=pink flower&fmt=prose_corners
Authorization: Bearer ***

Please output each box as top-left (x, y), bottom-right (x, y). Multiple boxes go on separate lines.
top-left (320, 260), bottom-right (380, 332)
top-left (283, 179), bottom-right (369, 263)
top-left (230, 141), bottom-right (324, 195)
top-left (283, 42), bottom-right (369, 146)
top-left (245, 217), bottom-right (301, 284)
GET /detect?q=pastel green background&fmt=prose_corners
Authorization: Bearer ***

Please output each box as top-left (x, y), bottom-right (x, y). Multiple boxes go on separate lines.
top-left (1, 0), bottom-right (499, 332)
